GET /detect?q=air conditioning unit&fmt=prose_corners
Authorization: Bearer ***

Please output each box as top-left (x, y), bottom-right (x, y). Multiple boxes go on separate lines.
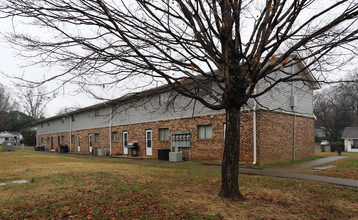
top-left (169, 152), bottom-right (183, 162)
top-left (97, 149), bottom-right (107, 156)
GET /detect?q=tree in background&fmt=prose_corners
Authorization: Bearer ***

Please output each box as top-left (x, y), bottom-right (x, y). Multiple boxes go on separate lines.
top-left (20, 127), bottom-right (37, 146)
top-left (0, 111), bottom-right (36, 132)
top-left (0, 82), bottom-right (18, 131)
top-left (314, 72), bottom-right (358, 140)
top-left (0, 83), bottom-right (16, 113)
top-left (18, 87), bottom-right (52, 119)
top-left (1, 0), bottom-right (358, 200)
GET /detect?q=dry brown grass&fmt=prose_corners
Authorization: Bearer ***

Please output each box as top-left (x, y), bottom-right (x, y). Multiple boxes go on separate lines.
top-left (0, 152), bottom-right (358, 219)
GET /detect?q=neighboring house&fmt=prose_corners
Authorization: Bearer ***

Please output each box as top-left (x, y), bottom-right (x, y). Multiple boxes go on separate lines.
top-left (0, 131), bottom-right (23, 145)
top-left (315, 127), bottom-right (327, 138)
top-left (35, 61), bottom-right (319, 164)
top-left (341, 127), bottom-right (358, 152)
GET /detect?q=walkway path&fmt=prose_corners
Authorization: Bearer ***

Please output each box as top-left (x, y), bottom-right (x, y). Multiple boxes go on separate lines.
top-left (28, 151), bottom-right (358, 187)
top-left (239, 156), bottom-right (358, 187)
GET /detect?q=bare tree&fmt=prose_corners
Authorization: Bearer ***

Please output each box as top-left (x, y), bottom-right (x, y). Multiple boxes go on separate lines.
top-left (1, 0), bottom-right (358, 200)
top-left (0, 83), bottom-right (16, 113)
top-left (18, 87), bottom-right (51, 119)
top-left (315, 72), bottom-right (358, 139)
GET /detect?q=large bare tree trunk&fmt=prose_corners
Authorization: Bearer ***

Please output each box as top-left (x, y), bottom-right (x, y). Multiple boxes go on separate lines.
top-left (220, 106), bottom-right (244, 201)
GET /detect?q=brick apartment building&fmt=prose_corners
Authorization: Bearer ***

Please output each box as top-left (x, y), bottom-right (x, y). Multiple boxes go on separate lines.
top-left (36, 62), bottom-right (319, 164)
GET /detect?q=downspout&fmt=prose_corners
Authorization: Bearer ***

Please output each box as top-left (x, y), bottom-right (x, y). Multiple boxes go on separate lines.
top-left (291, 64), bottom-right (296, 161)
top-left (293, 111), bottom-right (296, 161)
top-left (252, 87), bottom-right (257, 165)
top-left (109, 112), bottom-right (112, 156)
top-left (69, 115), bottom-right (72, 153)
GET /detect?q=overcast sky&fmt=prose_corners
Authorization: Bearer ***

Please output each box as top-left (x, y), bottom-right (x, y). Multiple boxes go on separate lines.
top-left (0, 1), bottom-right (357, 118)
top-left (0, 17), bottom-right (99, 117)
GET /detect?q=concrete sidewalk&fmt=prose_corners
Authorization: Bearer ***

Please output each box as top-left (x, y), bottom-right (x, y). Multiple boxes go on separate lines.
top-left (239, 156), bottom-right (358, 187)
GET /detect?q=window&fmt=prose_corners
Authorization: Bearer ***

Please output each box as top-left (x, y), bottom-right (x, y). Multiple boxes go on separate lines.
top-left (95, 133), bottom-right (100, 142)
top-left (62, 117), bottom-right (65, 124)
top-left (159, 128), bottom-right (169, 141)
top-left (47, 122), bottom-right (50, 127)
top-left (41, 137), bottom-right (43, 143)
top-left (197, 81), bottom-right (212, 96)
top-left (71, 135), bottom-right (75, 143)
top-left (95, 109), bottom-right (100, 117)
top-left (159, 92), bottom-right (170, 105)
top-left (71, 115), bottom-right (75, 121)
top-left (41, 123), bottom-right (43, 128)
top-left (61, 136), bottom-right (65, 144)
top-left (112, 132), bottom-right (118, 142)
top-left (353, 139), bottom-right (358, 149)
top-left (198, 125), bottom-right (212, 139)
top-left (112, 104), bottom-right (119, 114)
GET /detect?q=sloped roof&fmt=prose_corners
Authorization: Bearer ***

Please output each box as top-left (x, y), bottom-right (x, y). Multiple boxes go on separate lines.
top-left (341, 127), bottom-right (358, 139)
top-left (36, 58), bottom-right (319, 124)
top-left (0, 131), bottom-right (22, 138)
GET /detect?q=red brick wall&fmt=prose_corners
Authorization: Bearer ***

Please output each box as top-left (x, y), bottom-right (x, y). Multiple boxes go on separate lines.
top-left (256, 110), bottom-right (315, 164)
top-left (36, 110), bottom-right (314, 164)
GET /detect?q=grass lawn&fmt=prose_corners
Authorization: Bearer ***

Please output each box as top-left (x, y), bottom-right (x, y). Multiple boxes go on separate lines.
top-left (256, 155), bottom-right (328, 169)
top-left (0, 152), bottom-right (358, 219)
top-left (297, 152), bottom-right (358, 180)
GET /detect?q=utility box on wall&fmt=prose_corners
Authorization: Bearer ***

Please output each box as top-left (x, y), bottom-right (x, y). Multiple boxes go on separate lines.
top-left (170, 131), bottom-right (190, 162)
top-left (171, 132), bottom-right (191, 151)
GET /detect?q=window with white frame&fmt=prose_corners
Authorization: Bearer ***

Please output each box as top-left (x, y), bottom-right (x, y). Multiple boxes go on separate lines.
top-left (159, 128), bottom-right (169, 141)
top-left (353, 139), bottom-right (358, 149)
top-left (197, 81), bottom-right (212, 96)
top-left (198, 125), bottom-right (212, 139)
top-left (95, 133), bottom-right (100, 142)
top-left (159, 92), bottom-right (170, 105)
top-left (94, 109), bottom-right (100, 117)
top-left (112, 132), bottom-right (118, 142)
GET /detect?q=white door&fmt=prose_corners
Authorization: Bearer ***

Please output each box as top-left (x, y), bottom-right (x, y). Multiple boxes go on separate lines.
top-left (123, 132), bottom-right (128, 154)
top-left (146, 130), bottom-right (152, 156)
top-left (77, 135), bottom-right (80, 152)
top-left (88, 134), bottom-right (92, 153)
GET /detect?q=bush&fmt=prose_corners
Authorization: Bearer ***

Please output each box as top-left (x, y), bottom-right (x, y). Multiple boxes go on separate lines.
top-left (20, 128), bottom-right (36, 146)
top-left (330, 144), bottom-right (337, 152)
top-left (337, 144), bottom-right (344, 155)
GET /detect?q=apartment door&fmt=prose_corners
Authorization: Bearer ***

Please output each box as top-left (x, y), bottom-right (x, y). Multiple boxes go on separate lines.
top-left (77, 135), bottom-right (80, 152)
top-left (51, 137), bottom-right (54, 150)
top-left (123, 132), bottom-right (128, 154)
top-left (146, 130), bottom-right (152, 156)
top-left (58, 136), bottom-right (60, 147)
top-left (88, 134), bottom-right (92, 153)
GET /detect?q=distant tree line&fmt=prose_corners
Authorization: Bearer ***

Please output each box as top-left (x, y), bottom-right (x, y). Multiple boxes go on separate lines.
top-left (314, 72), bottom-right (358, 141)
top-left (0, 82), bottom-right (50, 145)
